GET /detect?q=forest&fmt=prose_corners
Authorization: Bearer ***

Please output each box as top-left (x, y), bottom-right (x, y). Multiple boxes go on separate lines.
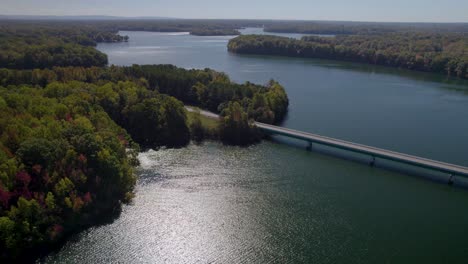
top-left (0, 22), bottom-right (128, 69)
top-left (190, 28), bottom-right (240, 36)
top-left (263, 21), bottom-right (468, 35)
top-left (0, 68), bottom-right (288, 262)
top-left (228, 34), bottom-right (468, 79)
top-left (0, 20), bottom-right (289, 262)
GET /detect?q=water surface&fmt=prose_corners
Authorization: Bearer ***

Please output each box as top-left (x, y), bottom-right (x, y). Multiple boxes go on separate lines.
top-left (43, 143), bottom-right (468, 263)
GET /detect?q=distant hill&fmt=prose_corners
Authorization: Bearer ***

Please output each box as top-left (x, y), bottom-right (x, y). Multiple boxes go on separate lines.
top-left (0, 14), bottom-right (176, 20)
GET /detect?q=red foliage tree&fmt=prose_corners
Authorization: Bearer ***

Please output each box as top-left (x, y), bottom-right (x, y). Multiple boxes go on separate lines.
top-left (0, 186), bottom-right (11, 208)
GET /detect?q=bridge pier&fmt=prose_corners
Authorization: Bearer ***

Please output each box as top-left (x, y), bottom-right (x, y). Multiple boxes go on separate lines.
top-left (192, 109), bottom-right (468, 180)
top-left (448, 174), bottom-right (454, 185)
top-left (306, 141), bottom-right (312, 151)
top-left (252, 122), bottom-right (468, 179)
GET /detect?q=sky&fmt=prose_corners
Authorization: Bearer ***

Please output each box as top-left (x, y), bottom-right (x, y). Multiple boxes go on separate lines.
top-left (1, 0), bottom-right (468, 23)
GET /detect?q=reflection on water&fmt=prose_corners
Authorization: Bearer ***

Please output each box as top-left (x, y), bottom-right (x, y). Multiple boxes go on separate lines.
top-left (43, 142), bottom-right (468, 263)
top-left (230, 52), bottom-right (468, 90)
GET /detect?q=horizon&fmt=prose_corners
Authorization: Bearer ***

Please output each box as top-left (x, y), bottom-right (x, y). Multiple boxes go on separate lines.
top-left (1, 0), bottom-right (468, 23)
top-left (1, 14), bottom-right (468, 24)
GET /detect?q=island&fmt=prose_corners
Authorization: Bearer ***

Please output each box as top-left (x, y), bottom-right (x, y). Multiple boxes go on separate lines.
top-left (190, 28), bottom-right (240, 36)
top-left (227, 34), bottom-right (468, 79)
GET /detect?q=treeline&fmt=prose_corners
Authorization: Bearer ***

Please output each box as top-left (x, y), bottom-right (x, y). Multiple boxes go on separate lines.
top-left (0, 41), bottom-right (108, 69)
top-left (0, 65), bottom-right (289, 125)
top-left (3, 19), bottom-right (468, 37)
top-left (0, 22), bottom-right (129, 45)
top-left (190, 29), bottom-right (240, 36)
top-left (228, 34), bottom-right (468, 79)
top-left (87, 19), bottom-right (247, 34)
top-left (0, 22), bottom-right (132, 69)
top-left (263, 21), bottom-right (468, 35)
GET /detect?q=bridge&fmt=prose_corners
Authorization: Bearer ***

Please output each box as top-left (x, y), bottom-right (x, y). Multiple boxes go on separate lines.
top-left (187, 107), bottom-right (468, 180)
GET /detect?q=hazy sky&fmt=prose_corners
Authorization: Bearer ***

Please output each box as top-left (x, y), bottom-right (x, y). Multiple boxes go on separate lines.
top-left (2, 0), bottom-right (468, 22)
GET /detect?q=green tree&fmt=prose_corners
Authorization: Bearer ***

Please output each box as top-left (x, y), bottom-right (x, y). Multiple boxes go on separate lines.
top-left (189, 111), bottom-right (206, 142)
top-left (219, 102), bottom-right (260, 145)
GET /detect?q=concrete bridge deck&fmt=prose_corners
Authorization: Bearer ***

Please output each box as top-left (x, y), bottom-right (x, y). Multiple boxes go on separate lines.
top-left (186, 107), bottom-right (468, 178)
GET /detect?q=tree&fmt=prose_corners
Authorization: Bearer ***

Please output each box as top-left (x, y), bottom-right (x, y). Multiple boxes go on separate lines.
top-left (189, 111), bottom-right (206, 142)
top-left (219, 102), bottom-right (260, 146)
top-left (124, 96), bottom-right (190, 149)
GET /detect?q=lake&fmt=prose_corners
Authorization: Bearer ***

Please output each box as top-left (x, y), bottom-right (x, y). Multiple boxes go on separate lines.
top-left (41, 28), bottom-right (468, 263)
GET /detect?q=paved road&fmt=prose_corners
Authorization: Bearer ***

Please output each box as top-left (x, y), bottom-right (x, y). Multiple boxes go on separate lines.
top-left (186, 106), bottom-right (468, 177)
top-left (186, 106), bottom-right (220, 119)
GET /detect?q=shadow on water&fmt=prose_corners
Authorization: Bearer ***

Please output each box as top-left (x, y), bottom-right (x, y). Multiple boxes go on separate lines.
top-left (266, 134), bottom-right (468, 190)
top-left (230, 52), bottom-right (468, 94)
top-left (36, 205), bottom-right (124, 263)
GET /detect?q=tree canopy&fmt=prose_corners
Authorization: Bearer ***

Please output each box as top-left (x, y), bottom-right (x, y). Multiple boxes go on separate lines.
top-left (0, 84), bottom-right (138, 262)
top-left (0, 20), bottom-right (291, 262)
